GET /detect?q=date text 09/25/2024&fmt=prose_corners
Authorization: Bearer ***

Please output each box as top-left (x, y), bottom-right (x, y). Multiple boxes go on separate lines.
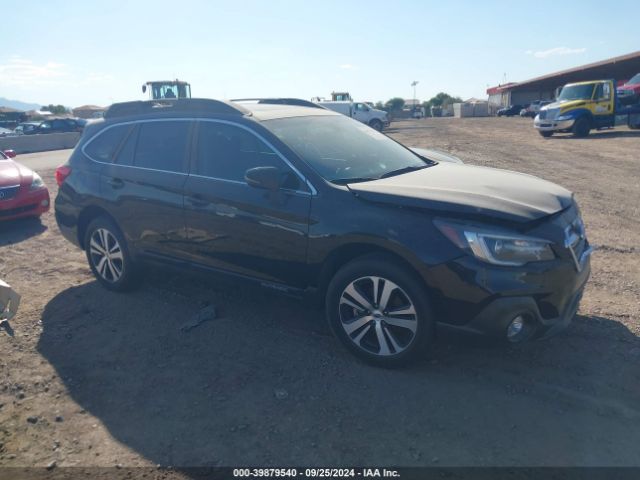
top-left (233, 468), bottom-right (400, 478)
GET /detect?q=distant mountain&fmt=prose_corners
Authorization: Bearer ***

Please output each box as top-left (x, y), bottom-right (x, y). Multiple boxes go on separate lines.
top-left (0, 97), bottom-right (42, 112)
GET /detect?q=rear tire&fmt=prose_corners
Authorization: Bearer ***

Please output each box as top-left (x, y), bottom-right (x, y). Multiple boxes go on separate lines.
top-left (572, 117), bottom-right (590, 137)
top-left (326, 254), bottom-right (434, 367)
top-left (369, 119), bottom-right (383, 132)
top-left (84, 216), bottom-right (140, 292)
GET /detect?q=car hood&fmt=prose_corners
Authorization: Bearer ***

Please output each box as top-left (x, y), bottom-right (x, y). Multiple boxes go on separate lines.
top-left (347, 163), bottom-right (572, 223)
top-left (409, 147), bottom-right (463, 164)
top-left (542, 99), bottom-right (589, 111)
top-left (0, 160), bottom-right (32, 187)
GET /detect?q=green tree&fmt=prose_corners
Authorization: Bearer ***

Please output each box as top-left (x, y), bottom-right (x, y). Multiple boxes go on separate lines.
top-left (384, 97), bottom-right (405, 112)
top-left (41, 104), bottom-right (69, 115)
top-left (427, 92), bottom-right (463, 108)
top-left (374, 101), bottom-right (385, 110)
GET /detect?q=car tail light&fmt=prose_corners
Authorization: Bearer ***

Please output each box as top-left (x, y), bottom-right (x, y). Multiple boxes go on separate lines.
top-left (3, 149), bottom-right (16, 158)
top-left (55, 165), bottom-right (72, 187)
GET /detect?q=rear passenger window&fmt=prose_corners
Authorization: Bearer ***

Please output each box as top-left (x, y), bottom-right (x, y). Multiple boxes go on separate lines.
top-left (196, 122), bottom-right (297, 187)
top-left (85, 125), bottom-right (131, 162)
top-left (134, 121), bottom-right (190, 172)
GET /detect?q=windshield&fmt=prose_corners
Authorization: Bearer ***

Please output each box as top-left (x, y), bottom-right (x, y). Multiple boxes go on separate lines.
top-left (557, 84), bottom-right (594, 101)
top-left (263, 115), bottom-right (428, 183)
top-left (628, 73), bottom-right (640, 85)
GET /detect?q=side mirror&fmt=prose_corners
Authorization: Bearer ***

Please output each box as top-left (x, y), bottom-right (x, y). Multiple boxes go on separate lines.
top-left (3, 150), bottom-right (16, 158)
top-left (245, 166), bottom-right (281, 190)
top-left (142, 85), bottom-right (147, 94)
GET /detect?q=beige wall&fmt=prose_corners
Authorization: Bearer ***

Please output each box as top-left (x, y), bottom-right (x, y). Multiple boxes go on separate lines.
top-left (0, 132), bottom-right (81, 154)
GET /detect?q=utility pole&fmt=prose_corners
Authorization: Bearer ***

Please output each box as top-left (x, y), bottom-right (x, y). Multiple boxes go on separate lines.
top-left (411, 81), bottom-right (419, 117)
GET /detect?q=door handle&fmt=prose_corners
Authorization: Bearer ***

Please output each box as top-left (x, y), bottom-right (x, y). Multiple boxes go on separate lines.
top-left (107, 178), bottom-right (124, 189)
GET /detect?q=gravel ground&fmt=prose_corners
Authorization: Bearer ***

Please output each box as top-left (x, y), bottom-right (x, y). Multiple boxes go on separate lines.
top-left (0, 117), bottom-right (638, 472)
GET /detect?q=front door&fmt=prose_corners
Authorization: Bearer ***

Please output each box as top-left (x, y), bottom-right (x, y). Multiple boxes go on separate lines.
top-left (352, 102), bottom-right (371, 123)
top-left (183, 120), bottom-right (312, 287)
top-left (592, 82), bottom-right (614, 128)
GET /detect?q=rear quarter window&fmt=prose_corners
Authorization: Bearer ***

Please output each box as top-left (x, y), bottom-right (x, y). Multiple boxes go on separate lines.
top-left (84, 124), bottom-right (132, 162)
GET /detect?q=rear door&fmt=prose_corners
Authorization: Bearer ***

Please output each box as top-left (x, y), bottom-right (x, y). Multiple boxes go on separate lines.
top-left (182, 120), bottom-right (312, 287)
top-left (97, 119), bottom-right (193, 259)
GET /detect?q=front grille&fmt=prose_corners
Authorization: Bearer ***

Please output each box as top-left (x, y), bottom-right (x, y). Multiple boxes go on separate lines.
top-left (0, 203), bottom-right (38, 217)
top-left (0, 185), bottom-right (20, 201)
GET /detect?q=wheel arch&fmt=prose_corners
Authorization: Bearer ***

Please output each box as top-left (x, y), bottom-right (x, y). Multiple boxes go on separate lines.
top-left (76, 205), bottom-right (119, 249)
top-left (315, 242), bottom-right (429, 299)
top-left (571, 109), bottom-right (594, 126)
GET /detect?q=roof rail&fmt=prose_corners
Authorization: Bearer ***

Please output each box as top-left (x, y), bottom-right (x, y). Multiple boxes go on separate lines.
top-left (230, 98), bottom-right (325, 109)
top-left (104, 98), bottom-right (249, 120)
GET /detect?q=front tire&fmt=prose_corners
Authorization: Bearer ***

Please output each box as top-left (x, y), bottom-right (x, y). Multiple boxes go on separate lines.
top-left (84, 216), bottom-right (140, 292)
top-left (369, 119), bottom-right (383, 132)
top-left (572, 117), bottom-right (590, 137)
top-left (539, 131), bottom-right (553, 138)
top-left (326, 254), bottom-right (434, 367)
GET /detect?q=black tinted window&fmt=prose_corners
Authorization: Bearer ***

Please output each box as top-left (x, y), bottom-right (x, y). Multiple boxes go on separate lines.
top-left (85, 124), bottom-right (131, 162)
top-left (134, 121), bottom-right (190, 172)
top-left (114, 125), bottom-right (138, 166)
top-left (196, 122), bottom-right (298, 187)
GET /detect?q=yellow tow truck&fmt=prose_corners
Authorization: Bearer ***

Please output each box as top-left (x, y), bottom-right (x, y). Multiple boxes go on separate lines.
top-left (534, 79), bottom-right (640, 137)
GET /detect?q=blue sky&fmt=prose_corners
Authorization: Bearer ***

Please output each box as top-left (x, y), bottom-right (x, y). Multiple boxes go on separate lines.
top-left (2, 0), bottom-right (639, 107)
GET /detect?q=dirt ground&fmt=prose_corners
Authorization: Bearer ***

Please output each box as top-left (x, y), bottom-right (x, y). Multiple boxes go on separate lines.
top-left (0, 117), bottom-right (639, 472)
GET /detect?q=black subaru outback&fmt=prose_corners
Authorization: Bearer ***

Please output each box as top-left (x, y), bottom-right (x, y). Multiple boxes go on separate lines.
top-left (54, 98), bottom-right (591, 366)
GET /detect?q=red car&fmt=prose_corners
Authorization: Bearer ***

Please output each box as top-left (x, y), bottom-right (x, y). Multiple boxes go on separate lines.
top-left (617, 73), bottom-right (640, 103)
top-left (0, 150), bottom-right (50, 221)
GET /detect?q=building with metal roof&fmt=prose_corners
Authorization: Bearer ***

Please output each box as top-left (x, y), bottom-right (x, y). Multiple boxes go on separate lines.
top-left (487, 50), bottom-right (640, 108)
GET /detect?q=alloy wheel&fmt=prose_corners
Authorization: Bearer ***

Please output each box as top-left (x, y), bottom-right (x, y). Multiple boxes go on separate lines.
top-left (338, 276), bottom-right (418, 356)
top-left (89, 228), bottom-right (124, 283)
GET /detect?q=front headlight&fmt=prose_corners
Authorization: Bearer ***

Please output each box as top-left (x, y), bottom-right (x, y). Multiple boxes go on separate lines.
top-left (435, 221), bottom-right (555, 266)
top-left (30, 172), bottom-right (45, 190)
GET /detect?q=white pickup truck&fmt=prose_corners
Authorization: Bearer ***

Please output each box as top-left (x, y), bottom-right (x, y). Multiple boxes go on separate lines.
top-left (313, 93), bottom-right (390, 131)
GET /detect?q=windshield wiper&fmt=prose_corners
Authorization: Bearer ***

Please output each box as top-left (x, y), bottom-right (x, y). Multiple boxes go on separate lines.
top-left (331, 177), bottom-right (379, 185)
top-left (379, 165), bottom-right (429, 179)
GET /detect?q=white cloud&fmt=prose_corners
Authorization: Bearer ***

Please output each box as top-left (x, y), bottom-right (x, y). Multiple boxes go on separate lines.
top-left (0, 57), bottom-right (69, 86)
top-left (526, 47), bottom-right (587, 58)
top-left (339, 63), bottom-right (357, 70)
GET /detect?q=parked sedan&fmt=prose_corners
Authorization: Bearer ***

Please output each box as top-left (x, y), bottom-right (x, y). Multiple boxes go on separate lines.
top-left (520, 100), bottom-right (551, 118)
top-left (497, 105), bottom-right (524, 117)
top-left (0, 127), bottom-right (15, 137)
top-left (35, 118), bottom-right (87, 134)
top-left (14, 122), bottom-right (42, 135)
top-left (0, 150), bottom-right (50, 221)
top-left (15, 118), bottom-right (86, 135)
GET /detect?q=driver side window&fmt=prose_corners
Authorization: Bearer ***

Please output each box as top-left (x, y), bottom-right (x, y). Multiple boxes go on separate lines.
top-left (195, 122), bottom-right (303, 191)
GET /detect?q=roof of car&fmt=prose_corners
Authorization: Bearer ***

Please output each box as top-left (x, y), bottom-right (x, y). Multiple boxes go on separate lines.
top-left (103, 98), bottom-right (339, 122)
top-left (238, 103), bottom-right (339, 121)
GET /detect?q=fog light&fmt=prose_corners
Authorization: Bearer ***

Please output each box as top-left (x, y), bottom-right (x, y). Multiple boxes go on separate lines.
top-left (507, 315), bottom-right (525, 341)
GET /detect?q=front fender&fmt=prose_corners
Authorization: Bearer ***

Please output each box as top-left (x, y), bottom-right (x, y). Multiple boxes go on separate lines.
top-left (559, 108), bottom-right (593, 125)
